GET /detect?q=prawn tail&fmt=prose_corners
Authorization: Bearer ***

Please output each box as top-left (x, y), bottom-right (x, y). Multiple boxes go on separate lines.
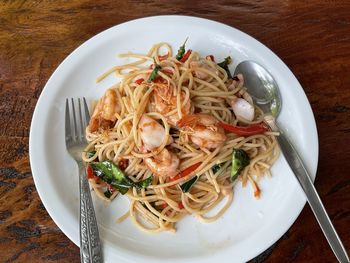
top-left (177, 114), bottom-right (197, 128)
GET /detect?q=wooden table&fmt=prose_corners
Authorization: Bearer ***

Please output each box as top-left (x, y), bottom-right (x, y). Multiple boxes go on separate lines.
top-left (1, 1), bottom-right (349, 262)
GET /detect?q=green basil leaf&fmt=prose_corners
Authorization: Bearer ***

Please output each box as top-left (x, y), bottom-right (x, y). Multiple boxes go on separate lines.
top-left (113, 185), bottom-right (129, 195)
top-left (90, 160), bottom-right (152, 195)
top-left (147, 58), bottom-right (161, 83)
top-left (104, 190), bottom-right (112, 198)
top-left (134, 176), bottom-right (153, 189)
top-left (211, 164), bottom-right (222, 174)
top-left (180, 176), bottom-right (198, 193)
top-left (217, 56), bottom-right (232, 79)
top-left (86, 150), bottom-right (96, 158)
top-left (231, 149), bottom-right (250, 181)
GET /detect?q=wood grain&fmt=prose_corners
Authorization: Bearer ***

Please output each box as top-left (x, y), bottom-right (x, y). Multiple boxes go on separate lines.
top-left (0, 0), bottom-right (349, 262)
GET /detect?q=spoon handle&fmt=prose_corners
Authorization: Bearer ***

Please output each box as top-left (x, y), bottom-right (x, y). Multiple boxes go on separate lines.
top-left (271, 121), bottom-right (349, 263)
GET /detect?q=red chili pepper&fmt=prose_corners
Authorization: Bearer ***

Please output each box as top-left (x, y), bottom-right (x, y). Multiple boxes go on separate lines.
top-left (118, 159), bottom-right (129, 170)
top-left (158, 203), bottom-right (168, 210)
top-left (219, 122), bottom-right (269, 136)
top-left (180, 49), bottom-right (192, 63)
top-left (107, 184), bottom-right (116, 193)
top-left (162, 69), bottom-right (173, 75)
top-left (182, 80), bottom-right (190, 86)
top-left (86, 165), bottom-right (100, 181)
top-left (171, 162), bottom-right (202, 182)
top-left (253, 181), bottom-right (261, 199)
top-left (178, 202), bottom-right (184, 209)
top-left (206, 55), bottom-right (215, 61)
top-left (157, 52), bottom-right (169, 61)
top-left (134, 78), bottom-right (144, 85)
top-left (153, 76), bottom-right (167, 84)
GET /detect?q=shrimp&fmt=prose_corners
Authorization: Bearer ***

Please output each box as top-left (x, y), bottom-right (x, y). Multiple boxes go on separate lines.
top-left (177, 114), bottom-right (227, 149)
top-left (144, 148), bottom-right (180, 177)
top-left (190, 60), bottom-right (213, 80)
top-left (138, 114), bottom-right (172, 152)
top-left (228, 74), bottom-right (254, 104)
top-left (227, 74), bottom-right (244, 90)
top-left (227, 74), bottom-right (255, 121)
top-left (230, 96), bottom-right (255, 121)
top-left (151, 83), bottom-right (192, 126)
top-left (88, 88), bottom-right (121, 132)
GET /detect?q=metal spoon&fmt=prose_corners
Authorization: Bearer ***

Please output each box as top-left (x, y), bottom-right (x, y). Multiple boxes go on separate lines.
top-left (234, 61), bottom-right (349, 263)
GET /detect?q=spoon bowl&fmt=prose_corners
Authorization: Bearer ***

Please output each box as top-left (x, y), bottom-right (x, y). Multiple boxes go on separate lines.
top-left (234, 61), bottom-right (282, 117)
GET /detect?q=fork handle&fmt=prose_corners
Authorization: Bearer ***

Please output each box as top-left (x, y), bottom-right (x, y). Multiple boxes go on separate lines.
top-left (78, 162), bottom-right (103, 263)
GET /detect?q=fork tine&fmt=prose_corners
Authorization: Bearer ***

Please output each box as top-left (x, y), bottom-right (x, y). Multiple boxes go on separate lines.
top-left (65, 99), bottom-right (72, 142)
top-left (78, 98), bottom-right (84, 141)
top-left (71, 98), bottom-right (78, 141)
top-left (83, 97), bottom-right (91, 124)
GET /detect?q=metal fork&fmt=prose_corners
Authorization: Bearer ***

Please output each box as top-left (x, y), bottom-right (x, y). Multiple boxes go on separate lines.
top-left (65, 98), bottom-right (103, 263)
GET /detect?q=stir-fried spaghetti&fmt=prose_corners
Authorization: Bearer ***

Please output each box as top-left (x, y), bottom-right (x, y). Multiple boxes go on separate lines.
top-left (82, 42), bottom-right (280, 233)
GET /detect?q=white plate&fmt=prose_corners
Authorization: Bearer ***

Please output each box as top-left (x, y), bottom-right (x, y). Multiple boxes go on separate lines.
top-left (29, 16), bottom-right (318, 263)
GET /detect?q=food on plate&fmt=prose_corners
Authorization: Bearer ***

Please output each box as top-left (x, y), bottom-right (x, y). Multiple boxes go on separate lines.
top-left (82, 41), bottom-right (279, 233)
